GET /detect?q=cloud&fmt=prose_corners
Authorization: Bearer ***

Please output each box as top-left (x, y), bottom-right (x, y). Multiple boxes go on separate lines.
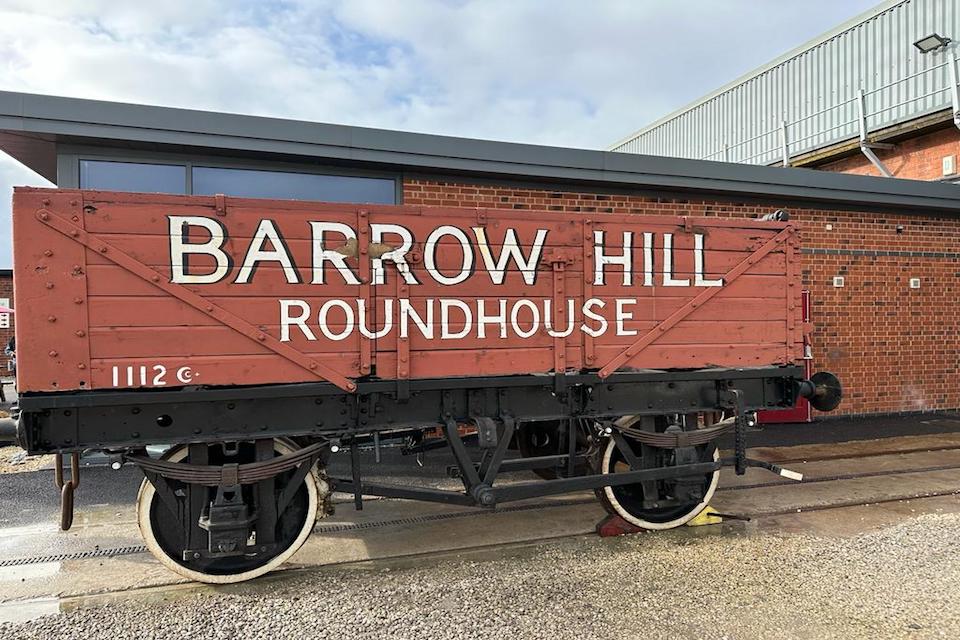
top-left (0, 0), bottom-right (879, 266)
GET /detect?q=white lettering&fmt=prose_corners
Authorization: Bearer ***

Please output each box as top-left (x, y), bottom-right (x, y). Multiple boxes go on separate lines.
top-left (310, 222), bottom-right (361, 285)
top-left (279, 299), bottom-right (317, 342)
top-left (318, 299), bottom-right (355, 341)
top-left (371, 223), bottom-right (418, 285)
top-left (440, 299), bottom-right (472, 339)
top-left (581, 298), bottom-right (608, 337)
top-left (594, 230), bottom-right (633, 286)
top-left (425, 225), bottom-right (473, 285)
top-left (169, 216), bottom-right (231, 284)
top-left (476, 299), bottom-right (507, 339)
top-left (510, 299), bottom-right (540, 338)
top-left (694, 234), bottom-right (724, 287)
top-left (236, 219), bottom-right (299, 284)
top-left (400, 299), bottom-right (434, 339)
top-left (544, 299), bottom-right (576, 337)
top-left (615, 298), bottom-right (638, 336)
top-left (473, 227), bottom-right (548, 286)
top-left (643, 231), bottom-right (654, 286)
top-left (663, 233), bottom-right (690, 287)
top-left (357, 298), bottom-right (394, 338)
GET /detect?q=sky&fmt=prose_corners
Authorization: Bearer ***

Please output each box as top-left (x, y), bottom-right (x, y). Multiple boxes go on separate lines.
top-left (0, 0), bottom-right (881, 268)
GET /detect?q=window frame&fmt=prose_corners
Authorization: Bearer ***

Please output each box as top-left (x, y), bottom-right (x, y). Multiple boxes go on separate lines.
top-left (58, 145), bottom-right (403, 204)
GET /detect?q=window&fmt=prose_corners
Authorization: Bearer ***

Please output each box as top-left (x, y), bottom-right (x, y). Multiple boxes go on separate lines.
top-left (192, 167), bottom-right (395, 204)
top-left (79, 160), bottom-right (186, 194)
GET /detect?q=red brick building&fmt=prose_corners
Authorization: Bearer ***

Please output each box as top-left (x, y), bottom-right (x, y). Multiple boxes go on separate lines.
top-left (0, 269), bottom-right (12, 373)
top-left (607, 0), bottom-right (960, 417)
top-left (3, 91), bottom-right (960, 417)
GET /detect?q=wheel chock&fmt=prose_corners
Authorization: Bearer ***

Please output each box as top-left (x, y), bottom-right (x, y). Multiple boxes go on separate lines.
top-left (685, 507), bottom-right (723, 527)
top-left (596, 514), bottom-right (648, 538)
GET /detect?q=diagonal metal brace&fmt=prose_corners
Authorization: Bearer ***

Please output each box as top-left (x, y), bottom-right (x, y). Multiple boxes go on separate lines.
top-left (599, 226), bottom-right (795, 377)
top-left (36, 208), bottom-right (357, 392)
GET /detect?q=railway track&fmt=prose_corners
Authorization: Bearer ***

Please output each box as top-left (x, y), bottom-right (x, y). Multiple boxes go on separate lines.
top-left (3, 448), bottom-right (959, 571)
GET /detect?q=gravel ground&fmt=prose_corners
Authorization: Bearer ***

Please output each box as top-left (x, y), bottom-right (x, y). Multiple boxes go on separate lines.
top-left (0, 445), bottom-right (52, 474)
top-left (4, 511), bottom-right (960, 639)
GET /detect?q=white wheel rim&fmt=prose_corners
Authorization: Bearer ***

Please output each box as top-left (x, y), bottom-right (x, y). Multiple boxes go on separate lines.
top-left (137, 439), bottom-right (319, 584)
top-left (601, 435), bottom-right (720, 530)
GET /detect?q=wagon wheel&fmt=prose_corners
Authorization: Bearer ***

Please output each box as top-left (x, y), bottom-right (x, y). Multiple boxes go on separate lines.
top-left (597, 418), bottom-right (720, 529)
top-left (137, 438), bottom-right (326, 584)
top-left (517, 420), bottom-right (589, 480)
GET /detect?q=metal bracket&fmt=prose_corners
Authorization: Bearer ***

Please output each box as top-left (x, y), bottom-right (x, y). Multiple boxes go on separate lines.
top-left (358, 210), bottom-right (373, 376)
top-left (599, 226), bottom-right (795, 377)
top-left (35, 208), bottom-right (357, 392)
top-left (720, 387), bottom-right (748, 475)
top-left (582, 219), bottom-right (596, 367)
top-left (550, 256), bottom-right (570, 394)
top-left (397, 281), bottom-right (410, 401)
top-left (857, 89), bottom-right (894, 177)
top-left (950, 53), bottom-right (960, 132)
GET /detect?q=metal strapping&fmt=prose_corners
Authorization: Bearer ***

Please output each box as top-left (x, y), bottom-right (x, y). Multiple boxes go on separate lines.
top-left (599, 226), bottom-right (795, 378)
top-left (36, 208), bottom-right (357, 392)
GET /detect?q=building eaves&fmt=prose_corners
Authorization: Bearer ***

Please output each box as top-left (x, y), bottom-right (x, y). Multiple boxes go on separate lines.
top-left (3, 89), bottom-right (960, 215)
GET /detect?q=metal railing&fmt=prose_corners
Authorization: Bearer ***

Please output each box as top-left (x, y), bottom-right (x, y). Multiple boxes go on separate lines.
top-left (698, 54), bottom-right (960, 167)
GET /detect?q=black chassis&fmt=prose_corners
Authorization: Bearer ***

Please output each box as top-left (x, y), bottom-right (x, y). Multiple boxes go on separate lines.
top-left (18, 366), bottom-right (802, 454)
top-left (15, 365), bottom-right (810, 560)
top-left (18, 365), bottom-right (799, 504)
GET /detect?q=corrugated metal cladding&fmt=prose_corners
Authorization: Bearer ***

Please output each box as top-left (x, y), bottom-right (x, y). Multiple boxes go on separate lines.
top-left (611, 0), bottom-right (960, 164)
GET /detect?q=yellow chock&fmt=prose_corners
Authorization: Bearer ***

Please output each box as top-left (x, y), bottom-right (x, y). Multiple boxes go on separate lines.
top-left (686, 506), bottom-right (723, 527)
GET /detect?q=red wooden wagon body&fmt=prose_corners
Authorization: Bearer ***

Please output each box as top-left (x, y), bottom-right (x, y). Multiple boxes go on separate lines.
top-left (12, 188), bottom-right (802, 394)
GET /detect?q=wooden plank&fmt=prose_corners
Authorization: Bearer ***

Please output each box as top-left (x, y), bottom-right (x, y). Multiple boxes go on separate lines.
top-left (14, 187), bottom-right (800, 393)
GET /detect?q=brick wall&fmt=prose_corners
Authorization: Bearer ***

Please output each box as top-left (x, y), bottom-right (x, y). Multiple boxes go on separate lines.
top-left (404, 178), bottom-right (960, 417)
top-left (819, 126), bottom-right (960, 180)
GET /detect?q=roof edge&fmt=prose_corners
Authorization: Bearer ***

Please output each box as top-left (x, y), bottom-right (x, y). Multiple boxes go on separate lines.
top-left (4, 90), bottom-right (960, 216)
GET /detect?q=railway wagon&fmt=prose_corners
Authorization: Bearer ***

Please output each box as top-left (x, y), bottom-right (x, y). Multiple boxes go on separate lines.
top-left (10, 187), bottom-right (841, 583)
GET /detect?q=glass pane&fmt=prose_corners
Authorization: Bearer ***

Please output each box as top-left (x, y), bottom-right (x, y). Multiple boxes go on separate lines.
top-left (192, 167), bottom-right (395, 204)
top-left (80, 160), bottom-right (186, 194)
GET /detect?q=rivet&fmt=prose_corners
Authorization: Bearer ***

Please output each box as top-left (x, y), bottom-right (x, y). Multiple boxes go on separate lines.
top-left (99, 246), bottom-right (108, 253)
top-left (70, 200), bottom-right (78, 207)
top-left (48, 350), bottom-right (58, 357)
top-left (71, 216), bottom-right (79, 222)
top-left (73, 297), bottom-right (83, 304)
top-left (47, 315), bottom-right (56, 322)
top-left (43, 250), bottom-right (53, 257)
top-left (309, 363), bottom-right (317, 369)
top-left (75, 330), bottom-right (85, 337)
top-left (151, 275), bottom-right (160, 282)
top-left (71, 230), bottom-right (79, 237)
top-left (206, 305), bottom-right (214, 312)
top-left (257, 334), bottom-right (266, 341)
top-left (39, 212), bottom-right (49, 221)
top-left (77, 363), bottom-right (86, 370)
top-left (131, 432), bottom-right (140, 439)
top-left (45, 282), bottom-right (54, 289)
top-left (42, 199), bottom-right (51, 206)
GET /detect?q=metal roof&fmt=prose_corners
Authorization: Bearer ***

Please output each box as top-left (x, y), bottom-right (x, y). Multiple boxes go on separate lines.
top-left (3, 90), bottom-right (960, 214)
top-left (610, 0), bottom-right (960, 165)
